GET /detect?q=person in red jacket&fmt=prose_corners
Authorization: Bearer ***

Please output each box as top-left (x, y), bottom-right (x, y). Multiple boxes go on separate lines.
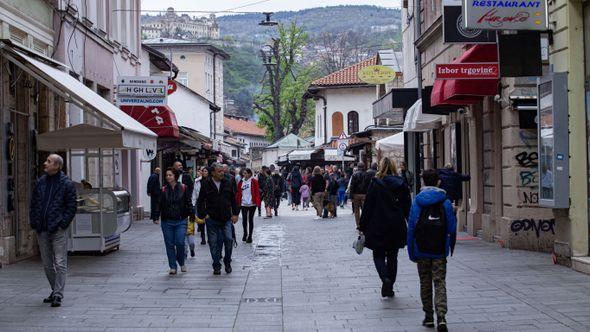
top-left (236, 168), bottom-right (261, 243)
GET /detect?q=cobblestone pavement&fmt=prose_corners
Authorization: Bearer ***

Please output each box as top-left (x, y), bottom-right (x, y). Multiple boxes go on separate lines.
top-left (1, 204), bottom-right (590, 332)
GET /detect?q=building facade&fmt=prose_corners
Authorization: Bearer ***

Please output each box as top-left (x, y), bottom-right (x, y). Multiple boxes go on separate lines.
top-left (141, 8), bottom-right (220, 40)
top-left (142, 39), bottom-right (228, 141)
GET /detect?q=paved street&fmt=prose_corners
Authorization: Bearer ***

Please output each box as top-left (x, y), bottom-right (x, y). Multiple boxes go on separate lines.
top-left (1, 205), bottom-right (590, 332)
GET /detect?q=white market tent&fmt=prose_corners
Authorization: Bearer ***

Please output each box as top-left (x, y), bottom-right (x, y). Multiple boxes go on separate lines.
top-left (403, 99), bottom-right (443, 132)
top-left (376, 132), bottom-right (404, 153)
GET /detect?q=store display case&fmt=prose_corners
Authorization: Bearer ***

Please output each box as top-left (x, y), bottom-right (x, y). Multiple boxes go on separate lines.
top-left (69, 188), bottom-right (132, 252)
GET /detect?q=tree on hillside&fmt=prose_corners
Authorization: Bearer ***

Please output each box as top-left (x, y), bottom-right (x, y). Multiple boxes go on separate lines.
top-left (314, 31), bottom-right (373, 74)
top-left (254, 22), bottom-right (318, 141)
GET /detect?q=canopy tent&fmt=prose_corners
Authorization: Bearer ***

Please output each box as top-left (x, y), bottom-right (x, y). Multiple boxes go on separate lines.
top-left (323, 148), bottom-right (355, 162)
top-left (1, 45), bottom-right (157, 151)
top-left (376, 132), bottom-right (404, 153)
top-left (288, 149), bottom-right (320, 161)
top-left (403, 99), bottom-right (443, 132)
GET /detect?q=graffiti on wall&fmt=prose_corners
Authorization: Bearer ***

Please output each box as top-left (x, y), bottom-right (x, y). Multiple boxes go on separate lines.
top-left (519, 170), bottom-right (538, 187)
top-left (515, 151), bottom-right (538, 168)
top-left (518, 190), bottom-right (539, 207)
top-left (510, 219), bottom-right (555, 238)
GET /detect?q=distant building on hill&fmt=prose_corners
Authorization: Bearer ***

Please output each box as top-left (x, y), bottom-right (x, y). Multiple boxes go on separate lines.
top-left (142, 7), bottom-right (219, 40)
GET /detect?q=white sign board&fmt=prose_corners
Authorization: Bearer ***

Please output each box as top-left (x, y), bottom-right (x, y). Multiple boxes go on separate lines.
top-left (117, 76), bottom-right (168, 106)
top-left (463, 0), bottom-right (548, 31)
top-left (337, 139), bottom-right (349, 157)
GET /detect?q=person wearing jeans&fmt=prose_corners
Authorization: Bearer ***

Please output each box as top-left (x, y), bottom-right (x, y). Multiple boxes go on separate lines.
top-left (236, 168), bottom-right (260, 243)
top-left (155, 168), bottom-right (193, 275)
top-left (29, 154), bottom-right (77, 308)
top-left (197, 163), bottom-right (240, 275)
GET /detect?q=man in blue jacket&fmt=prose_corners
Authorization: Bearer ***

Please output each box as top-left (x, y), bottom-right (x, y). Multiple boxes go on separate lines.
top-left (29, 154), bottom-right (77, 307)
top-left (407, 169), bottom-right (456, 332)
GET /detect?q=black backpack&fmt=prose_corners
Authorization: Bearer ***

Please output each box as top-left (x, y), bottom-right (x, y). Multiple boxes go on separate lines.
top-left (415, 202), bottom-right (447, 255)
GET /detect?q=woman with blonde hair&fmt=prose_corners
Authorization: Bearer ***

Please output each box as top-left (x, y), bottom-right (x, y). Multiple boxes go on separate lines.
top-left (359, 157), bottom-right (411, 297)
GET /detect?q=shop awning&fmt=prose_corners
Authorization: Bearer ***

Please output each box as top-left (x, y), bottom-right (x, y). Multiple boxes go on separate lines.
top-left (288, 149), bottom-right (319, 161)
top-left (323, 148), bottom-right (355, 162)
top-left (403, 99), bottom-right (443, 132)
top-left (376, 132), bottom-right (404, 152)
top-left (2, 46), bottom-right (157, 151)
top-left (431, 44), bottom-right (499, 107)
top-left (120, 105), bottom-right (180, 138)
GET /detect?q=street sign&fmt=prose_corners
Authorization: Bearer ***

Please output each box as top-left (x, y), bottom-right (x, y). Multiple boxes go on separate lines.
top-left (443, 5), bottom-right (496, 44)
top-left (463, 0), bottom-right (549, 31)
top-left (358, 66), bottom-right (397, 85)
top-left (116, 76), bottom-right (168, 106)
top-left (435, 63), bottom-right (499, 80)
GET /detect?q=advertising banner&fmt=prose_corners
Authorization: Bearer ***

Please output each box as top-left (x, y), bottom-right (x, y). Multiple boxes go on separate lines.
top-left (435, 63), bottom-right (499, 80)
top-left (463, 0), bottom-right (549, 31)
top-left (117, 76), bottom-right (168, 106)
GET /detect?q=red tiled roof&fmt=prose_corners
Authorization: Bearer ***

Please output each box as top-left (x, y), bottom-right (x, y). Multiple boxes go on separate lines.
top-left (311, 56), bottom-right (379, 87)
top-left (224, 116), bottom-right (266, 137)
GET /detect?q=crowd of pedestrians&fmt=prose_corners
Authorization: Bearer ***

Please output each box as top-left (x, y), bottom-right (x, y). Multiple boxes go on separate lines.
top-left (30, 151), bottom-right (465, 332)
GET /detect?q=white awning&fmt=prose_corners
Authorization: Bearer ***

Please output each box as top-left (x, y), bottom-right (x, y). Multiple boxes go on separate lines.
top-left (288, 149), bottom-right (318, 161)
top-left (2, 46), bottom-right (157, 151)
top-left (403, 99), bottom-right (443, 132)
top-left (324, 148), bottom-right (355, 162)
top-left (376, 132), bottom-right (404, 152)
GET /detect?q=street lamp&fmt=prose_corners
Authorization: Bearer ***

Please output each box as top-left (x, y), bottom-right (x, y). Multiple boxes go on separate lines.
top-left (259, 12), bottom-right (278, 26)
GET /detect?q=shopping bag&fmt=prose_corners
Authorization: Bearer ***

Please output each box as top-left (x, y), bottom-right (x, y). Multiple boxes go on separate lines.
top-left (353, 234), bottom-right (365, 255)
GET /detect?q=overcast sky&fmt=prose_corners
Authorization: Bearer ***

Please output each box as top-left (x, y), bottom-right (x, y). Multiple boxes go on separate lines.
top-left (141, 0), bottom-right (401, 16)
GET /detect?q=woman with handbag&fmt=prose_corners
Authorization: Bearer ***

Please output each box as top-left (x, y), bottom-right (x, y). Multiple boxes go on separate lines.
top-left (236, 168), bottom-right (261, 243)
top-left (359, 158), bottom-right (411, 298)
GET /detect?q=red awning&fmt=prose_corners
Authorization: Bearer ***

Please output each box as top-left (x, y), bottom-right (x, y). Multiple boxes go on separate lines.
top-left (120, 105), bottom-right (179, 138)
top-left (431, 44), bottom-right (499, 107)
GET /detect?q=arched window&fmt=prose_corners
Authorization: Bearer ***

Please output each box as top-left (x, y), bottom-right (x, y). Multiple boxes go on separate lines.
top-left (331, 112), bottom-right (343, 137)
top-left (348, 111), bottom-right (359, 134)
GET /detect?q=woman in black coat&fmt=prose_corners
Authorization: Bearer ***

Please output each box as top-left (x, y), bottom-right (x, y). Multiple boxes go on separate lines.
top-left (359, 157), bottom-right (411, 298)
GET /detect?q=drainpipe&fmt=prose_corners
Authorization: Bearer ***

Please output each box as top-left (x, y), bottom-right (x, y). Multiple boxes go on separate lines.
top-left (212, 53), bottom-right (217, 141)
top-left (410, 0), bottom-right (423, 195)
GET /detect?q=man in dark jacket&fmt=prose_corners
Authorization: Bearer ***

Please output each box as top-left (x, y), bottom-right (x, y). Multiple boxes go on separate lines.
top-left (271, 170), bottom-right (284, 216)
top-left (147, 167), bottom-right (161, 222)
top-left (349, 162), bottom-right (371, 227)
top-left (29, 154), bottom-right (77, 308)
top-left (197, 163), bottom-right (239, 275)
top-left (437, 164), bottom-right (470, 205)
top-left (174, 161), bottom-right (194, 195)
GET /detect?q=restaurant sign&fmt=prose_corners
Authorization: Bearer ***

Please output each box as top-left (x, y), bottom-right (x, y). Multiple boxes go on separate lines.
top-left (463, 0), bottom-right (548, 31)
top-left (117, 76), bottom-right (168, 106)
top-left (435, 63), bottom-right (499, 80)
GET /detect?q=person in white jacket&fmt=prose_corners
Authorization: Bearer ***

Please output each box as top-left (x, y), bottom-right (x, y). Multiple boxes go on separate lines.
top-left (192, 167), bottom-right (209, 245)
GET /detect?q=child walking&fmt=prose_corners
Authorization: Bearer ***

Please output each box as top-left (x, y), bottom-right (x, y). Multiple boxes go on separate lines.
top-left (300, 183), bottom-right (311, 210)
top-left (407, 169), bottom-right (456, 332)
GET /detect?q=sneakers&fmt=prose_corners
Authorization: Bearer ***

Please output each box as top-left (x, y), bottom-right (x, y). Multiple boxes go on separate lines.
top-left (51, 297), bottom-right (62, 307)
top-left (246, 236), bottom-right (253, 244)
top-left (43, 293), bottom-right (54, 303)
top-left (225, 263), bottom-right (232, 274)
top-left (169, 269), bottom-right (177, 275)
top-left (190, 248), bottom-right (195, 257)
top-left (213, 268), bottom-right (221, 275)
top-left (242, 235), bottom-right (247, 242)
top-left (180, 265), bottom-right (187, 273)
top-left (381, 278), bottom-right (394, 298)
top-left (200, 240), bottom-right (206, 245)
top-left (437, 318), bottom-right (447, 332)
top-left (422, 316), bottom-right (435, 328)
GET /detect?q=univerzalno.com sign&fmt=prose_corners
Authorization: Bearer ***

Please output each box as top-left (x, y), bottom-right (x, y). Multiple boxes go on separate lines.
top-left (463, 0), bottom-right (548, 31)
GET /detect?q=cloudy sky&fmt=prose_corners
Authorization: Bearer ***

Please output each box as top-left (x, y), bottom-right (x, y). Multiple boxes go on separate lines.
top-left (141, 0), bottom-right (401, 15)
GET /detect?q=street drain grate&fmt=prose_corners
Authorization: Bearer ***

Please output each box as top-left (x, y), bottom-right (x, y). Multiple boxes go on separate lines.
top-left (242, 297), bottom-right (282, 303)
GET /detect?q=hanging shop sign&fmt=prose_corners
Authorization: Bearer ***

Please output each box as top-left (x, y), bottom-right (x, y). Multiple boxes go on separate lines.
top-left (116, 76), bottom-right (168, 106)
top-left (463, 0), bottom-right (549, 31)
top-left (435, 63), bottom-right (499, 80)
top-left (167, 80), bottom-right (178, 95)
top-left (443, 5), bottom-right (496, 43)
top-left (358, 65), bottom-right (397, 85)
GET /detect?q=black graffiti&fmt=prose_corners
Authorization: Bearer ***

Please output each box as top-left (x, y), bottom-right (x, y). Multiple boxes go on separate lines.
top-left (515, 151), bottom-right (538, 168)
top-left (510, 219), bottom-right (555, 238)
top-left (519, 171), bottom-right (537, 186)
top-left (521, 191), bottom-right (539, 205)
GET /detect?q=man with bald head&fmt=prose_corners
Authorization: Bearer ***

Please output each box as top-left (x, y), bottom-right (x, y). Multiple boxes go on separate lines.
top-left (29, 154), bottom-right (77, 307)
top-left (173, 161), bottom-right (194, 195)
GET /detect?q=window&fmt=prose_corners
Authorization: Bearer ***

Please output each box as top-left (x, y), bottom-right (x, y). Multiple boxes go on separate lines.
top-left (347, 111), bottom-right (359, 134)
top-left (332, 112), bottom-right (343, 137)
top-left (178, 72), bottom-right (188, 86)
top-left (231, 150), bottom-right (237, 157)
